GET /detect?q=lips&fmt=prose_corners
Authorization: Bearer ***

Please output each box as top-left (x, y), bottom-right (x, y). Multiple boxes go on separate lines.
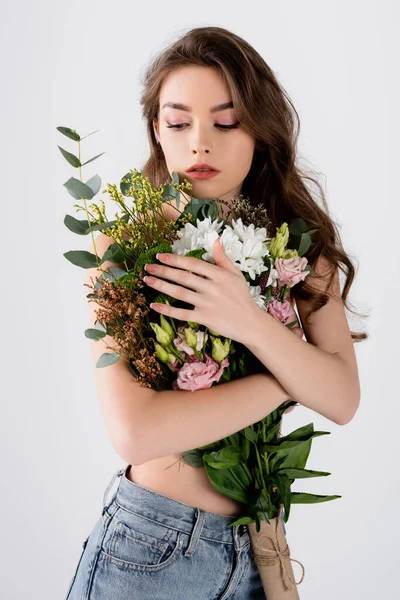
top-left (187, 163), bottom-right (220, 172)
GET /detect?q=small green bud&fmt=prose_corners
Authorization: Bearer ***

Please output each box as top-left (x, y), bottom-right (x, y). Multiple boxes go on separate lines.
top-left (211, 337), bottom-right (231, 362)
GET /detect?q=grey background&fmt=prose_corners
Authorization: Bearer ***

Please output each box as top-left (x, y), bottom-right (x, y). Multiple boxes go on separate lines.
top-left (0, 0), bottom-right (398, 598)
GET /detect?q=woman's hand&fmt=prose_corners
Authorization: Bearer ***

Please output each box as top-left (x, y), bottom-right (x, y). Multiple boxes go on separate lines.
top-left (144, 237), bottom-right (267, 345)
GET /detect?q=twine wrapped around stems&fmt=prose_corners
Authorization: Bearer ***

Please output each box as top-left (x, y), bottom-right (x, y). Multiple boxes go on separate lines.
top-left (248, 506), bottom-right (305, 599)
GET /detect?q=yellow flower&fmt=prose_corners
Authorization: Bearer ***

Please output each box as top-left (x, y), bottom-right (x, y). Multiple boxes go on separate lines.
top-left (154, 342), bottom-right (169, 363)
top-left (211, 337), bottom-right (231, 362)
top-left (282, 248), bottom-right (298, 259)
top-left (269, 223), bottom-right (289, 258)
top-left (150, 317), bottom-right (173, 346)
top-left (184, 327), bottom-right (198, 350)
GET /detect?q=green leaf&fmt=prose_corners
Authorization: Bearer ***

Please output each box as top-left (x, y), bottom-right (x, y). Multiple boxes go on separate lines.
top-left (290, 492), bottom-right (342, 504)
top-left (171, 171), bottom-right (180, 185)
top-left (289, 217), bottom-right (308, 236)
top-left (84, 174), bottom-right (102, 196)
top-left (181, 449), bottom-right (204, 468)
top-left (107, 266), bottom-right (128, 279)
top-left (101, 243), bottom-right (125, 265)
top-left (85, 220), bottom-right (118, 233)
top-left (57, 145), bottom-right (81, 168)
top-left (120, 171), bottom-right (134, 196)
top-left (56, 126), bottom-right (80, 141)
top-left (161, 184), bottom-right (178, 202)
top-left (203, 446), bottom-right (243, 469)
top-left (271, 473), bottom-right (292, 521)
top-left (96, 352), bottom-right (120, 368)
top-left (80, 129), bottom-right (100, 141)
top-left (64, 215), bottom-right (90, 235)
top-left (94, 321), bottom-right (107, 332)
top-left (278, 467), bottom-right (331, 479)
top-left (63, 250), bottom-right (99, 269)
top-left (203, 462), bottom-right (249, 504)
top-left (84, 328), bottom-right (106, 341)
top-left (226, 515), bottom-right (255, 527)
top-left (243, 427), bottom-right (257, 443)
top-left (81, 152), bottom-right (105, 167)
top-left (297, 233), bottom-right (311, 257)
top-left (63, 177), bottom-right (95, 200)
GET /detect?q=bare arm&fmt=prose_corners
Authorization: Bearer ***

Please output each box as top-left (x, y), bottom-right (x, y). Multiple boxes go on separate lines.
top-left (127, 372), bottom-right (290, 465)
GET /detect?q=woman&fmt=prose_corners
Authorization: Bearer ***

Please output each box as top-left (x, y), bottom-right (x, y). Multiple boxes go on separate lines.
top-left (65, 26), bottom-right (366, 599)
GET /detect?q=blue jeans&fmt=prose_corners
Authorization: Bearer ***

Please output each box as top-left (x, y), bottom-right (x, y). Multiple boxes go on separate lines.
top-left (65, 464), bottom-right (287, 599)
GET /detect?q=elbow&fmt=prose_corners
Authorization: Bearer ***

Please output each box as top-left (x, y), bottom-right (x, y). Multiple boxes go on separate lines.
top-left (116, 432), bottom-right (147, 467)
top-left (337, 393), bottom-right (361, 426)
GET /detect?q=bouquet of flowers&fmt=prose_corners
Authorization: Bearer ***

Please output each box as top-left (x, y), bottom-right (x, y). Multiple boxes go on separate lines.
top-left (58, 125), bottom-right (341, 598)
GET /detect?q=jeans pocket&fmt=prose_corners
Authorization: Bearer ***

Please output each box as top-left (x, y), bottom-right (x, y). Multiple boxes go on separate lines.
top-left (65, 535), bottom-right (90, 599)
top-left (105, 512), bottom-right (183, 573)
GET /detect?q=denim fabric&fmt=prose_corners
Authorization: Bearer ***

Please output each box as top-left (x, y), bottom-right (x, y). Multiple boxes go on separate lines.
top-left (65, 464), bottom-right (287, 599)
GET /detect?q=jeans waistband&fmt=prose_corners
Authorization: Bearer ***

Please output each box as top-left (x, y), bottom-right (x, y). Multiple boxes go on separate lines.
top-left (102, 464), bottom-right (251, 552)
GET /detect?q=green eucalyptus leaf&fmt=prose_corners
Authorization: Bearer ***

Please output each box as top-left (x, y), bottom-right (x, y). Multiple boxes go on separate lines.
top-left (297, 233), bottom-right (311, 257)
top-left (101, 243), bottom-right (125, 265)
top-left (120, 171), bottom-right (132, 196)
top-left (288, 218), bottom-right (308, 236)
top-left (56, 126), bottom-right (80, 141)
top-left (96, 352), bottom-right (120, 368)
top-left (64, 177), bottom-right (95, 200)
top-left (84, 328), bottom-right (106, 341)
top-left (85, 220), bottom-right (118, 233)
top-left (80, 129), bottom-right (100, 141)
top-left (161, 184), bottom-right (177, 202)
top-left (171, 171), bottom-right (180, 185)
top-left (63, 250), bottom-right (99, 268)
top-left (108, 266), bottom-right (128, 279)
top-left (81, 152), bottom-right (105, 167)
top-left (64, 215), bottom-right (90, 235)
top-left (57, 145), bottom-right (81, 168)
top-left (290, 492), bottom-right (341, 504)
top-left (94, 321), bottom-right (107, 332)
top-left (85, 174), bottom-right (102, 197)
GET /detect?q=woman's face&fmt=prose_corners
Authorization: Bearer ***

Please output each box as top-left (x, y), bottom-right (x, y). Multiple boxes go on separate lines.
top-left (153, 65), bottom-right (256, 204)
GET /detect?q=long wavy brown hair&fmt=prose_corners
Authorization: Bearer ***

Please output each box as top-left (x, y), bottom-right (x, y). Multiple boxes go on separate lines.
top-left (139, 26), bottom-right (367, 342)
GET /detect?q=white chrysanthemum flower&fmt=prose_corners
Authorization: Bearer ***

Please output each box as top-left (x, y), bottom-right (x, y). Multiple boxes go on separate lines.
top-left (246, 281), bottom-right (267, 310)
top-left (266, 265), bottom-right (279, 288)
top-left (172, 216), bottom-right (271, 280)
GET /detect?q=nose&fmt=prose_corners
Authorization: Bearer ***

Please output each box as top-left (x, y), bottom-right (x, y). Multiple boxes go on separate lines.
top-left (190, 123), bottom-right (210, 154)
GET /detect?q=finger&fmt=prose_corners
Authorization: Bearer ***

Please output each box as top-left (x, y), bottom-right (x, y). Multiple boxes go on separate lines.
top-left (150, 300), bottom-right (197, 321)
top-left (144, 275), bottom-right (201, 307)
top-left (144, 263), bottom-right (208, 292)
top-left (156, 252), bottom-right (223, 280)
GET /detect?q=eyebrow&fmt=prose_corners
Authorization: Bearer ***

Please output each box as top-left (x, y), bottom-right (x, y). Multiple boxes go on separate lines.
top-left (161, 101), bottom-right (234, 113)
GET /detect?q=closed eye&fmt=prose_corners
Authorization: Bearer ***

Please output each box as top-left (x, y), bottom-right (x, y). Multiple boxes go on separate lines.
top-left (166, 122), bottom-right (240, 131)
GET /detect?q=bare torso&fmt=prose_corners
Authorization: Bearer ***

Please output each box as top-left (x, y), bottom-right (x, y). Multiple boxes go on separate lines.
top-left (127, 454), bottom-right (245, 516)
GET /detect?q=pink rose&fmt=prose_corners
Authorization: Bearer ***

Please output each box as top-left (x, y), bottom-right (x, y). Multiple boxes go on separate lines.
top-left (267, 298), bottom-right (296, 324)
top-left (172, 354), bottom-right (229, 391)
top-left (275, 256), bottom-right (308, 287)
